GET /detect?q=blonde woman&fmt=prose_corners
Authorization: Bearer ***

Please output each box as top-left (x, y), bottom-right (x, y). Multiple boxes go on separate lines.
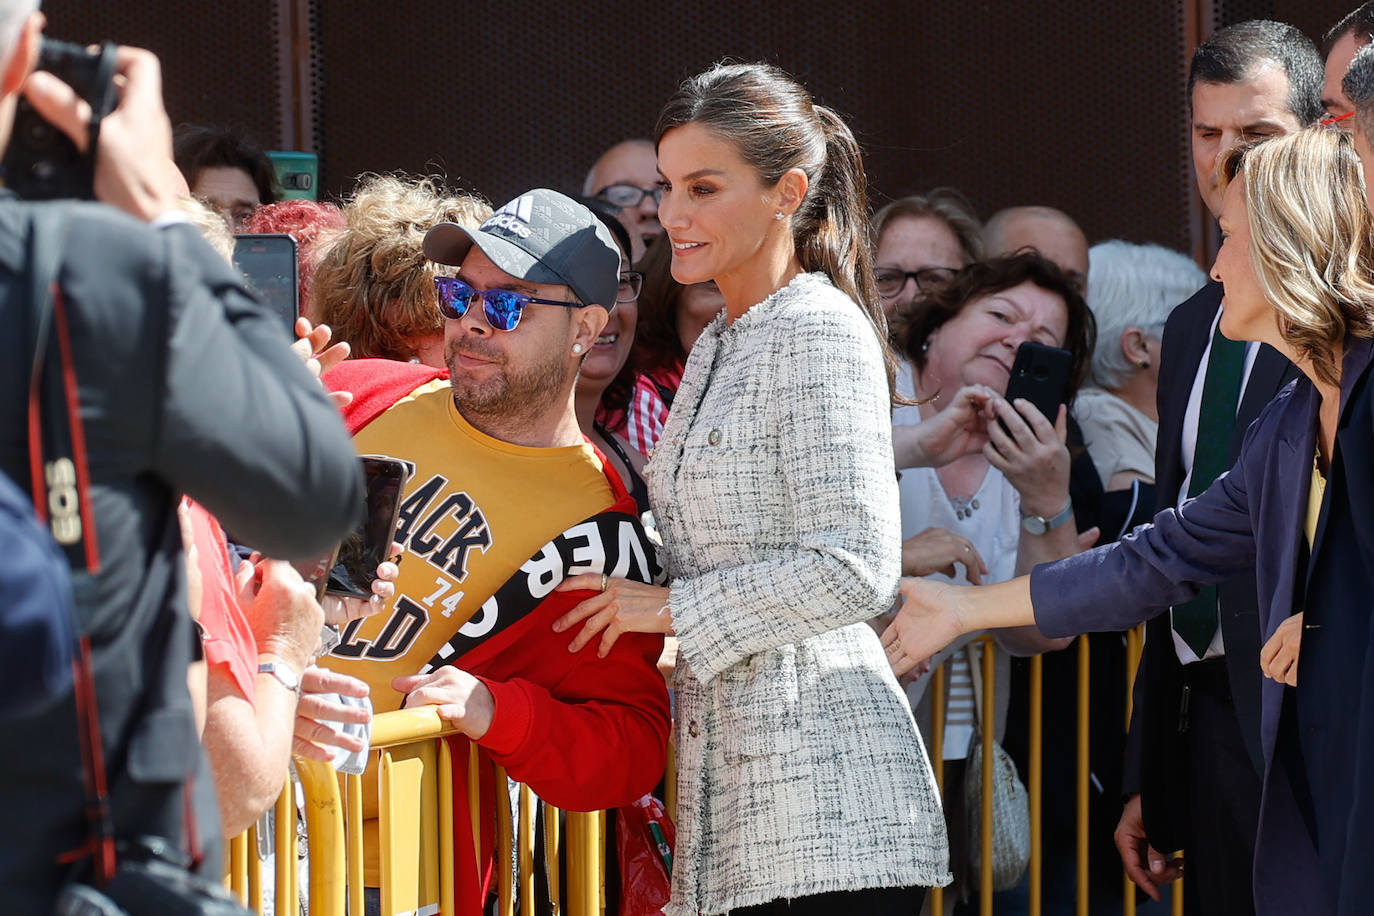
top-left (884, 127), bottom-right (1374, 916)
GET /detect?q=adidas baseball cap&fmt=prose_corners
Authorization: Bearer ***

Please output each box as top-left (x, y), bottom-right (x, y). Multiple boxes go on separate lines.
top-left (423, 188), bottom-right (620, 309)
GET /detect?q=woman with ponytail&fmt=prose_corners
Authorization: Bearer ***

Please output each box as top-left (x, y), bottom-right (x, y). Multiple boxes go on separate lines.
top-left (552, 62), bottom-right (950, 914)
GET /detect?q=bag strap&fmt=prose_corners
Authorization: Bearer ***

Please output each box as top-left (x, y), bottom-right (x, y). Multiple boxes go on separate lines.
top-left (24, 204), bottom-right (118, 885)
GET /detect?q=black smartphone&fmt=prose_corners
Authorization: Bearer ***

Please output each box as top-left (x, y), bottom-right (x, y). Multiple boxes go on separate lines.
top-left (324, 455), bottom-right (414, 599)
top-left (1003, 341), bottom-right (1074, 428)
top-left (233, 233), bottom-right (299, 334)
top-left (2, 39), bottom-right (118, 200)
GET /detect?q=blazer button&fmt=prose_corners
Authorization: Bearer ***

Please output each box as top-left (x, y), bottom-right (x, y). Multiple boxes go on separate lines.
top-left (707, 428), bottom-right (722, 446)
top-left (688, 720), bottom-right (700, 738)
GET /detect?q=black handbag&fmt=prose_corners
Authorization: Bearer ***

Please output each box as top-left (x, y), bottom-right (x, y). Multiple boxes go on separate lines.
top-left (23, 205), bottom-right (256, 916)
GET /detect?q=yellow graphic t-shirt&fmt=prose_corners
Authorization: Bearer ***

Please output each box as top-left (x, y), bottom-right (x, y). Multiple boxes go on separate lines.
top-left (326, 377), bottom-right (614, 712)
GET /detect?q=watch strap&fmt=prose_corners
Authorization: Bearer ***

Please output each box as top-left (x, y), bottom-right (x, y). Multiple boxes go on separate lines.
top-left (258, 660), bottom-right (302, 696)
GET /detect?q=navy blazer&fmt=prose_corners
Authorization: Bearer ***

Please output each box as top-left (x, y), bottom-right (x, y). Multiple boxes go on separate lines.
top-left (1031, 336), bottom-right (1374, 916)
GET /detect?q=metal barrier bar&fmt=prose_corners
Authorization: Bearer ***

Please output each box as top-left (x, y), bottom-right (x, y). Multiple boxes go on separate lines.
top-left (495, 764), bottom-right (514, 916)
top-left (346, 772), bottom-right (364, 916)
top-left (274, 781), bottom-right (297, 916)
top-left (1029, 652), bottom-right (1044, 916)
top-left (227, 828), bottom-right (248, 904)
top-left (519, 784), bottom-right (536, 916)
top-left (439, 739), bottom-right (456, 916)
top-left (1124, 625), bottom-right (1143, 916)
top-left (929, 659), bottom-right (946, 914)
top-left (545, 802), bottom-right (563, 914)
top-left (979, 637), bottom-right (996, 916)
top-left (297, 757), bottom-right (347, 916)
top-left (1076, 637), bottom-right (1090, 916)
top-left (247, 824), bottom-right (262, 915)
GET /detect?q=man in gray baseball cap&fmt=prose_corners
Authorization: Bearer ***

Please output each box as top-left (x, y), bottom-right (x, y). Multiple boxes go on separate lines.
top-left (421, 187), bottom-right (620, 435)
top-left (319, 187), bottom-right (669, 915)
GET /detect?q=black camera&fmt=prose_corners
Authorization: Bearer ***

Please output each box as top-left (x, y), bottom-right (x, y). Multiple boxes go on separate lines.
top-left (2, 39), bottom-right (118, 200)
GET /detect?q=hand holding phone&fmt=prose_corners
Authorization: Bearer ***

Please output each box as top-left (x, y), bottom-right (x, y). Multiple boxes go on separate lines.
top-left (325, 456), bottom-right (413, 600)
top-left (989, 341), bottom-right (1074, 513)
top-left (1002, 341), bottom-right (1073, 430)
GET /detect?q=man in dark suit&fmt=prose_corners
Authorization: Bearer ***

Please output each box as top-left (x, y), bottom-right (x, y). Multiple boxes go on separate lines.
top-left (1112, 21), bottom-right (1317, 916)
top-left (0, 10), bottom-right (362, 912)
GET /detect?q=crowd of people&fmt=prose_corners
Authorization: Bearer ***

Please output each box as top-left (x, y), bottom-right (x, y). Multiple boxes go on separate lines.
top-left (6, 0), bottom-right (1374, 915)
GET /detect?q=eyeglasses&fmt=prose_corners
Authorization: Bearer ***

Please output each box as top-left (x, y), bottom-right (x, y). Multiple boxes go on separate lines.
top-left (1321, 110), bottom-right (1356, 128)
top-left (618, 270), bottom-right (644, 303)
top-left (433, 277), bottom-right (585, 331)
top-left (596, 184), bottom-right (663, 209)
top-left (874, 266), bottom-right (958, 299)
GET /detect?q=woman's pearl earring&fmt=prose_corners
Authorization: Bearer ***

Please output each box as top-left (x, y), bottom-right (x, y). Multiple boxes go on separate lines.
top-left (775, 211), bottom-right (786, 221)
top-left (572, 343), bottom-right (584, 355)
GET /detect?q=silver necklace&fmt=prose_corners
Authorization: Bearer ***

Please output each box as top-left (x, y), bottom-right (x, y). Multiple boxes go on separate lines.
top-left (949, 494), bottom-right (981, 520)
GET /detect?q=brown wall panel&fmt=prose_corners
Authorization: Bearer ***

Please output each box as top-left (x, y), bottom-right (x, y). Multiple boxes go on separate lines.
top-left (313, 1), bottom-right (1194, 253)
top-left (37, 1), bottom-right (1369, 261)
top-left (44, 0), bottom-right (285, 152)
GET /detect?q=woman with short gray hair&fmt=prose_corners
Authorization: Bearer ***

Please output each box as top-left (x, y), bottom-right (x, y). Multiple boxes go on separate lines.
top-left (1075, 241), bottom-right (1206, 498)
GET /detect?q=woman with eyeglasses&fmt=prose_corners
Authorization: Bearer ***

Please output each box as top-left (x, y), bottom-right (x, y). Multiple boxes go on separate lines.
top-left (552, 62), bottom-right (951, 915)
top-left (872, 188), bottom-right (983, 319)
top-left (885, 126), bottom-right (1374, 916)
top-left (577, 197), bottom-right (651, 515)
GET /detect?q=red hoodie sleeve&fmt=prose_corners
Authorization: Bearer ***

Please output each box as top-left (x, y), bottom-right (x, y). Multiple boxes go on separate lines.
top-left (461, 591), bottom-right (670, 811)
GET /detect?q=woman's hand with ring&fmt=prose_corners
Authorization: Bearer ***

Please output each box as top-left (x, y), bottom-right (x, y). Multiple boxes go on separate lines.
top-left (901, 527), bottom-right (988, 583)
top-left (553, 575), bottom-right (674, 657)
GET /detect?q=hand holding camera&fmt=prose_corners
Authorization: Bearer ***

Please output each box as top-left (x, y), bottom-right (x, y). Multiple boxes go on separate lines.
top-left (19, 42), bottom-right (181, 221)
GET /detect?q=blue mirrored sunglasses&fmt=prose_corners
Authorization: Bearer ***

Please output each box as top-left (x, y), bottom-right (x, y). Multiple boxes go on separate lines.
top-left (433, 277), bottom-right (585, 331)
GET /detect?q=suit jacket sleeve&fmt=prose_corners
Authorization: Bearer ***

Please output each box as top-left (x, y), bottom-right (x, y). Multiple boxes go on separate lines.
top-left (668, 304), bottom-right (902, 682)
top-left (1030, 429), bottom-right (1260, 638)
top-left (150, 223), bottom-right (362, 558)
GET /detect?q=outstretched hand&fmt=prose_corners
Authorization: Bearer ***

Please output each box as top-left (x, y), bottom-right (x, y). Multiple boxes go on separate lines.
top-left (880, 576), bottom-right (968, 677)
top-left (552, 575), bottom-right (674, 658)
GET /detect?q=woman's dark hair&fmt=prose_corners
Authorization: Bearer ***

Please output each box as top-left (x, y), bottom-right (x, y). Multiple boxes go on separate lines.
top-left (655, 62), bottom-right (898, 399)
top-left (632, 239), bottom-right (689, 373)
top-left (579, 197), bottom-right (637, 417)
top-left (173, 124), bottom-right (280, 205)
top-left (893, 252), bottom-right (1098, 400)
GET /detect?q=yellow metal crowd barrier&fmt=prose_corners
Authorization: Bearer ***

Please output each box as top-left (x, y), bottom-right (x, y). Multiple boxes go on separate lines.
top-left (928, 630), bottom-right (1183, 916)
top-left (226, 706), bottom-right (608, 916)
top-left (226, 629), bottom-right (1183, 915)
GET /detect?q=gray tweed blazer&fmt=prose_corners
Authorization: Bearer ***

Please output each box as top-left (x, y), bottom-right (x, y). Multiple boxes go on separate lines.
top-left (647, 273), bottom-right (951, 915)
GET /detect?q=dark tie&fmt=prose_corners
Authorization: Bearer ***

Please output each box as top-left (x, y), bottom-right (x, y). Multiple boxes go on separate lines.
top-left (1173, 325), bottom-right (1247, 657)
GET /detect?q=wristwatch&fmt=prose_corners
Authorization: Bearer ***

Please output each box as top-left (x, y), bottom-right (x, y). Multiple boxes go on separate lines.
top-left (1021, 499), bottom-right (1074, 535)
top-left (258, 660), bottom-right (302, 696)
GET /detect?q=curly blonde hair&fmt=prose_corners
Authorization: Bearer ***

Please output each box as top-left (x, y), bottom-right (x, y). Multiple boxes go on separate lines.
top-left (1219, 129), bottom-right (1374, 386)
top-left (313, 174), bottom-right (491, 361)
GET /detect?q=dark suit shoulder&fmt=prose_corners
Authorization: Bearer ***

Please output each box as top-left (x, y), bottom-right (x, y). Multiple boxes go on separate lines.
top-left (1161, 281), bottom-right (1222, 342)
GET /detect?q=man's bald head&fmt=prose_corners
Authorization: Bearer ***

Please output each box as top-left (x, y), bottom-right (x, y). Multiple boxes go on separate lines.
top-left (583, 138), bottom-right (660, 259)
top-left (983, 206), bottom-right (1090, 293)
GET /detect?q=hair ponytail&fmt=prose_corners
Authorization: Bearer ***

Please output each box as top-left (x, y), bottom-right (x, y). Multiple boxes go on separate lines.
top-left (656, 62), bottom-right (901, 402)
top-left (797, 106), bottom-right (896, 399)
